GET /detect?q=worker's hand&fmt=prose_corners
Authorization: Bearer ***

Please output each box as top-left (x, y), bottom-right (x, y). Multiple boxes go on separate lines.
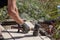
top-left (19, 19), bottom-right (24, 25)
top-left (21, 21), bottom-right (34, 33)
top-left (21, 22), bottom-right (30, 33)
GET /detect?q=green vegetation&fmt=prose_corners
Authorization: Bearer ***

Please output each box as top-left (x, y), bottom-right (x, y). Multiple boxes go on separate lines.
top-left (0, 6), bottom-right (8, 21)
top-left (17, 0), bottom-right (60, 20)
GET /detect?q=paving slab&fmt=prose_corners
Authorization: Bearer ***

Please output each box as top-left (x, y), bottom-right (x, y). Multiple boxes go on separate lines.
top-left (2, 29), bottom-right (51, 40)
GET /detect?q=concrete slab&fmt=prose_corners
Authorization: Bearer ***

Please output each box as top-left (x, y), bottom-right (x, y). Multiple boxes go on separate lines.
top-left (5, 29), bottom-right (51, 40)
top-left (0, 25), bottom-right (5, 31)
top-left (2, 32), bottom-right (13, 40)
top-left (3, 29), bottom-right (50, 40)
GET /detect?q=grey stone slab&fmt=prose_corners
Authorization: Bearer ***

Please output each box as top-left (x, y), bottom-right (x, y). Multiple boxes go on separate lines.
top-left (2, 29), bottom-right (51, 40)
top-left (2, 32), bottom-right (14, 40)
top-left (15, 36), bottom-right (42, 40)
top-left (7, 29), bottom-right (51, 40)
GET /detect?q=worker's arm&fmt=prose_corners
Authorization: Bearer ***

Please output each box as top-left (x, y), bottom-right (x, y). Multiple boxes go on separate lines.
top-left (8, 0), bottom-right (24, 24)
top-left (8, 0), bottom-right (30, 33)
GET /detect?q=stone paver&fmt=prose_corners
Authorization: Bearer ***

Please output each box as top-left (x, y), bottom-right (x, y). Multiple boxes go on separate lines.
top-left (2, 29), bottom-right (51, 40)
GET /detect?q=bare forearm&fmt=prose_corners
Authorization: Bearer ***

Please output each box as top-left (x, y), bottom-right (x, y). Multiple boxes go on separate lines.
top-left (8, 10), bottom-right (24, 24)
top-left (8, 0), bottom-right (24, 24)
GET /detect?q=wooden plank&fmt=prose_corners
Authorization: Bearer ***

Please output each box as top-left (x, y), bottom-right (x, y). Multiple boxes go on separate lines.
top-left (1, 21), bottom-right (17, 26)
